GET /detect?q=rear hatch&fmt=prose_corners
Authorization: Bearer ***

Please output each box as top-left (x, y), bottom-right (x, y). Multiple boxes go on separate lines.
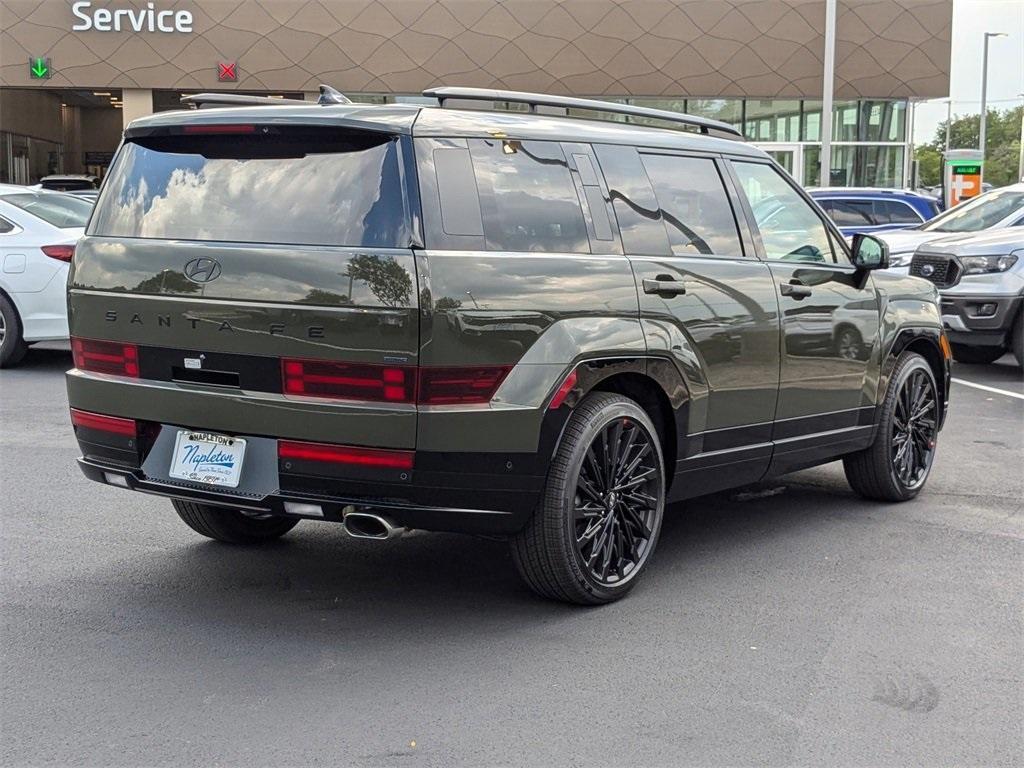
top-left (69, 114), bottom-right (421, 451)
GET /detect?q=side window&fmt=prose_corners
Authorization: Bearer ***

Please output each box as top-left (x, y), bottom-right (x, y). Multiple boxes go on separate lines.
top-left (0, 216), bottom-right (15, 234)
top-left (593, 144), bottom-right (671, 256)
top-left (827, 200), bottom-right (874, 227)
top-left (640, 154), bottom-right (743, 257)
top-left (468, 139), bottom-right (589, 253)
top-left (733, 162), bottom-right (837, 264)
top-left (879, 199), bottom-right (923, 224)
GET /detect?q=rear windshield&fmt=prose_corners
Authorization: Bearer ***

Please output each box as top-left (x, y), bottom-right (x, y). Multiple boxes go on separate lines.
top-left (1, 192), bottom-right (93, 228)
top-left (89, 129), bottom-right (410, 247)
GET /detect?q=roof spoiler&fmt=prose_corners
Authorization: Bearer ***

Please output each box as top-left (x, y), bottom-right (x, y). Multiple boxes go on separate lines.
top-left (422, 86), bottom-right (744, 140)
top-left (180, 85), bottom-right (351, 109)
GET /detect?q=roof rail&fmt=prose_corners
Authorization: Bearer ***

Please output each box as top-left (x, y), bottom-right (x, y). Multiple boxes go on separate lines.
top-left (422, 86), bottom-right (743, 139)
top-left (180, 92), bottom-right (304, 109)
top-left (180, 85), bottom-right (352, 109)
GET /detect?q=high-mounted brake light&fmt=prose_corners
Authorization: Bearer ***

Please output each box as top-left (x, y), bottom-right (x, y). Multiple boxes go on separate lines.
top-left (417, 366), bottom-right (512, 405)
top-left (41, 244), bottom-right (75, 262)
top-left (72, 337), bottom-right (139, 377)
top-left (278, 440), bottom-right (414, 470)
top-left (70, 408), bottom-right (137, 437)
top-left (182, 124), bottom-right (257, 135)
top-left (282, 359), bottom-right (415, 403)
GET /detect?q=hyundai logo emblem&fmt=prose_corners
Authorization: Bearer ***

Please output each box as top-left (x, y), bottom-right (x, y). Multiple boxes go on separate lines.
top-left (920, 264), bottom-right (935, 277)
top-left (183, 257), bottom-right (222, 284)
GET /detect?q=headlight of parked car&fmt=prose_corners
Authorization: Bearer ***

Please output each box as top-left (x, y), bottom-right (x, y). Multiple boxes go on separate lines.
top-left (889, 251), bottom-right (914, 268)
top-left (960, 254), bottom-right (1018, 275)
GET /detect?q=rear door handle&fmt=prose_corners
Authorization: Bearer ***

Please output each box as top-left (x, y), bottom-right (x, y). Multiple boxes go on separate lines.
top-left (643, 276), bottom-right (686, 297)
top-left (780, 282), bottom-right (812, 299)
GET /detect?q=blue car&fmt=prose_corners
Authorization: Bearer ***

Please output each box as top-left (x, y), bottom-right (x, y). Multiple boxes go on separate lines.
top-left (808, 188), bottom-right (941, 237)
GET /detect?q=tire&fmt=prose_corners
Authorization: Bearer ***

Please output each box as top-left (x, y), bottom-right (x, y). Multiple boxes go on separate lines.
top-left (0, 293), bottom-right (28, 369)
top-left (172, 499), bottom-right (299, 544)
top-left (511, 392), bottom-right (666, 605)
top-left (843, 352), bottom-right (939, 502)
top-left (950, 343), bottom-right (1004, 365)
top-left (1011, 310), bottom-right (1023, 369)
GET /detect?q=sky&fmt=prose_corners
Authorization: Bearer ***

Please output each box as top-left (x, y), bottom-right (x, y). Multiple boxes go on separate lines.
top-left (912, 0), bottom-right (1024, 145)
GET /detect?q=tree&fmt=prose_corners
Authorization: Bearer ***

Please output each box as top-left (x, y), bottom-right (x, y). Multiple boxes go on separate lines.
top-left (345, 254), bottom-right (412, 307)
top-left (915, 105), bottom-right (1023, 188)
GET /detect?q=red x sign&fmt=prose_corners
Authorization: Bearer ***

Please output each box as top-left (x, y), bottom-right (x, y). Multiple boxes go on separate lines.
top-left (217, 61), bottom-right (237, 82)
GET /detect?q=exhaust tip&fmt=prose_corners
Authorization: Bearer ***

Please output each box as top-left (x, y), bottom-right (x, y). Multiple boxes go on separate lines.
top-left (343, 511), bottom-right (401, 540)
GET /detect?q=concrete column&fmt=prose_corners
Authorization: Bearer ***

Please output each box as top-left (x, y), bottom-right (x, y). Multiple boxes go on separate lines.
top-left (121, 88), bottom-right (153, 129)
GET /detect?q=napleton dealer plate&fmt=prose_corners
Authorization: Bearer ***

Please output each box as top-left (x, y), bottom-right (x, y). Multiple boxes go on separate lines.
top-left (169, 431), bottom-right (246, 488)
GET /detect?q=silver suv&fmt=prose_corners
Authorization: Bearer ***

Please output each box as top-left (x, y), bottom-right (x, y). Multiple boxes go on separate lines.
top-left (909, 228), bottom-right (1024, 366)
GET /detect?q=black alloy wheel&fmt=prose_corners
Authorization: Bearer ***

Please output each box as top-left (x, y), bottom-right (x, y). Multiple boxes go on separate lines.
top-left (573, 416), bottom-right (661, 586)
top-left (511, 392), bottom-right (666, 604)
top-left (844, 352), bottom-right (939, 502)
top-left (890, 367), bottom-right (938, 491)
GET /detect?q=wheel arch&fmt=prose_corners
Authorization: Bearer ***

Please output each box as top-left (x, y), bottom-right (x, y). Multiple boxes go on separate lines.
top-left (881, 326), bottom-right (950, 427)
top-left (556, 356), bottom-right (688, 497)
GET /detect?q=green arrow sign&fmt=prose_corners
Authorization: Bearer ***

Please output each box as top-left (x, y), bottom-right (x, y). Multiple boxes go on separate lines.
top-left (29, 57), bottom-right (51, 79)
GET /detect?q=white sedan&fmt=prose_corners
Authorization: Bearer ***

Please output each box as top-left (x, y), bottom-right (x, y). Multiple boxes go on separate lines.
top-left (0, 185), bottom-right (92, 367)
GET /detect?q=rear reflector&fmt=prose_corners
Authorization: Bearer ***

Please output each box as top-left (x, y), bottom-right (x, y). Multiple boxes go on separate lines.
top-left (70, 408), bottom-right (137, 437)
top-left (72, 337), bottom-right (140, 377)
top-left (41, 244), bottom-right (75, 262)
top-left (279, 440), bottom-right (414, 470)
top-left (282, 359), bottom-right (415, 403)
top-left (548, 369), bottom-right (578, 409)
top-left (182, 124), bottom-right (256, 135)
top-left (417, 366), bottom-right (512, 405)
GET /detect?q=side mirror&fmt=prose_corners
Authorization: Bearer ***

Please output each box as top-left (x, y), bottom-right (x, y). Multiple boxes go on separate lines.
top-left (851, 233), bottom-right (889, 271)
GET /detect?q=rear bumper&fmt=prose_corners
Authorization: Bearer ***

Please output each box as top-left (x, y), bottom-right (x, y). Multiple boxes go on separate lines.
top-left (940, 293), bottom-right (1022, 347)
top-left (76, 456), bottom-right (534, 535)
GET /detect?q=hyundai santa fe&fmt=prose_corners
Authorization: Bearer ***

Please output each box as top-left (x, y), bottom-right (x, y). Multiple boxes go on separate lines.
top-left (66, 87), bottom-right (951, 604)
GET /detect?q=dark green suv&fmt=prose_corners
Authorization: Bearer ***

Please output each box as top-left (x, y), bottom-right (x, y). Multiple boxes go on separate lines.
top-left (66, 87), bottom-right (950, 604)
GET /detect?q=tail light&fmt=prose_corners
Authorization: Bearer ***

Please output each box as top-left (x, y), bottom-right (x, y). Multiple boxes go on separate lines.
top-left (279, 440), bottom-right (414, 469)
top-left (72, 337), bottom-right (139, 377)
top-left (281, 359), bottom-right (512, 405)
top-left (417, 366), bottom-right (511, 405)
top-left (70, 408), bottom-right (137, 437)
top-left (282, 359), bottom-right (415, 403)
top-left (41, 244), bottom-right (75, 262)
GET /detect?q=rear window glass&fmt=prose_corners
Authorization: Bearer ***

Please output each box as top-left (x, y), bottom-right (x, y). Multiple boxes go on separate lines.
top-left (89, 130), bottom-right (410, 247)
top-left (1, 193), bottom-right (93, 228)
top-left (468, 139), bottom-right (589, 253)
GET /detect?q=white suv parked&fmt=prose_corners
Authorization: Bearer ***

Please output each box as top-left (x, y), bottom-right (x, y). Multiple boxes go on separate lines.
top-left (908, 228), bottom-right (1023, 366)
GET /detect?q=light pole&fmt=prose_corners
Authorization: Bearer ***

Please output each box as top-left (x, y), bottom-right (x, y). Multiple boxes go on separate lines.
top-left (944, 99), bottom-right (952, 154)
top-left (979, 32), bottom-right (1007, 171)
top-left (819, 0), bottom-right (837, 186)
top-left (1018, 93), bottom-right (1024, 182)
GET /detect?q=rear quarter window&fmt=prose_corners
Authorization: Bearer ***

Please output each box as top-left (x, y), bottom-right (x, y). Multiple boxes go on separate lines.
top-left (467, 139), bottom-right (589, 253)
top-left (89, 129), bottom-right (411, 248)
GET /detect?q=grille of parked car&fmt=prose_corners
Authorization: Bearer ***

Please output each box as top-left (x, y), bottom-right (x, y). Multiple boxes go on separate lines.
top-left (910, 253), bottom-right (961, 289)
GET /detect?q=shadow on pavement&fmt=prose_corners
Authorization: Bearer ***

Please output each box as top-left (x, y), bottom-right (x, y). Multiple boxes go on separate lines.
top-left (69, 474), bottom-right (862, 636)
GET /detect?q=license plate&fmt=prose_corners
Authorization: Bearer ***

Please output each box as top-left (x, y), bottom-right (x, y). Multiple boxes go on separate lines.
top-left (169, 430), bottom-right (246, 488)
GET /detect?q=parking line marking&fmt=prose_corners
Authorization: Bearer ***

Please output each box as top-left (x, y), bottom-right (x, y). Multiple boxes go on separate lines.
top-left (951, 378), bottom-right (1024, 401)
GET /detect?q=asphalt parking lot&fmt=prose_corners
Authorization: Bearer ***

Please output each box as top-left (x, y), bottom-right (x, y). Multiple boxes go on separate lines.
top-left (1, 343), bottom-right (1021, 768)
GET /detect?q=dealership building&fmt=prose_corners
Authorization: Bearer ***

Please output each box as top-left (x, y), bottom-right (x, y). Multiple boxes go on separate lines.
top-left (1, 0), bottom-right (951, 188)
